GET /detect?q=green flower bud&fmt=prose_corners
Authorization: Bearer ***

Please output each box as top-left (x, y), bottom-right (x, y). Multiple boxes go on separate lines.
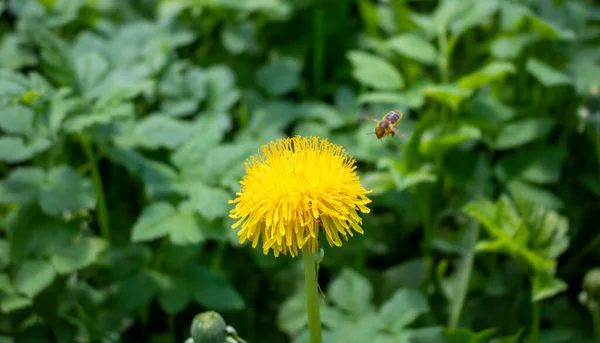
top-left (583, 268), bottom-right (600, 310)
top-left (190, 311), bottom-right (227, 343)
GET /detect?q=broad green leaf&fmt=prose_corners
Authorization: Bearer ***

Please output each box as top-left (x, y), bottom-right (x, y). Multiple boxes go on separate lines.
top-left (358, 90), bottom-right (425, 109)
top-left (50, 237), bottom-right (107, 274)
top-left (187, 264), bottom-right (245, 311)
top-left (490, 330), bottom-right (523, 343)
top-left (347, 51), bottom-right (404, 90)
top-left (494, 147), bottom-right (566, 184)
top-left (221, 21), bottom-right (257, 55)
top-left (1, 294), bottom-right (32, 313)
top-left (389, 163), bottom-right (438, 192)
top-left (490, 34), bottom-right (537, 59)
top-left (419, 124), bottom-right (481, 157)
top-left (131, 202), bottom-right (176, 242)
top-left (466, 93), bottom-right (515, 126)
top-left (499, 2), bottom-right (532, 30)
top-left (421, 84), bottom-right (472, 111)
top-left (450, 0), bottom-right (499, 37)
top-left (0, 105), bottom-right (34, 134)
top-left (377, 289), bottom-right (428, 332)
top-left (328, 269), bottom-right (374, 316)
top-left (526, 59), bottom-right (572, 87)
top-left (205, 65), bottom-right (240, 111)
top-left (158, 275), bottom-right (191, 314)
top-left (432, 0), bottom-right (467, 31)
top-left (75, 52), bottom-right (109, 96)
top-left (132, 202), bottom-right (204, 245)
top-left (495, 118), bottom-right (555, 150)
top-left (0, 136), bottom-right (51, 163)
top-left (508, 180), bottom-right (563, 210)
top-left (529, 16), bottom-right (576, 41)
top-left (458, 62), bottom-right (515, 89)
top-left (187, 182), bottom-right (232, 220)
top-left (14, 259), bottom-right (56, 298)
top-left (277, 290), bottom-right (308, 335)
top-left (382, 259), bottom-right (430, 292)
top-left (133, 115), bottom-right (196, 149)
top-left (0, 167), bottom-right (45, 204)
top-left (532, 270), bottom-right (567, 302)
top-left (386, 33), bottom-right (437, 65)
top-left (256, 57), bottom-right (301, 97)
top-left (39, 165), bottom-right (96, 216)
top-left (118, 269), bottom-right (159, 310)
top-left (0, 34), bottom-right (36, 70)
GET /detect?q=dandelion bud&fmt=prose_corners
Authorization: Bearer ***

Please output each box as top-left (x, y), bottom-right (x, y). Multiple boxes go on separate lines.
top-left (583, 268), bottom-right (600, 311)
top-left (190, 311), bottom-right (227, 343)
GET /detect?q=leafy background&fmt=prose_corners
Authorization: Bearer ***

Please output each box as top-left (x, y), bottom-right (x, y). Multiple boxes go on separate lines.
top-left (0, 0), bottom-right (599, 342)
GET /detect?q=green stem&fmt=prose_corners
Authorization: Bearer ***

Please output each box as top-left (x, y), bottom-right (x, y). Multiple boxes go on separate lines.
top-left (313, 1), bottom-right (325, 99)
top-left (594, 307), bottom-right (600, 343)
top-left (437, 27), bottom-right (449, 83)
top-left (531, 300), bottom-right (540, 343)
top-left (302, 245), bottom-right (323, 343)
top-left (80, 137), bottom-right (110, 242)
top-left (448, 220), bottom-right (479, 329)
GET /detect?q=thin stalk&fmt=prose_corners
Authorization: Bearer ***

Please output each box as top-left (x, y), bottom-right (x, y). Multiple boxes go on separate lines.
top-left (437, 27), bottom-right (449, 83)
top-left (530, 300), bottom-right (540, 343)
top-left (448, 220), bottom-right (479, 329)
top-left (594, 307), bottom-right (600, 343)
top-left (80, 137), bottom-right (110, 242)
top-left (313, 1), bottom-right (325, 99)
top-left (302, 245), bottom-right (323, 343)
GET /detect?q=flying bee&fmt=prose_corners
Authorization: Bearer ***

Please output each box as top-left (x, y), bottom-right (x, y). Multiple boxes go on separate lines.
top-left (359, 110), bottom-right (404, 140)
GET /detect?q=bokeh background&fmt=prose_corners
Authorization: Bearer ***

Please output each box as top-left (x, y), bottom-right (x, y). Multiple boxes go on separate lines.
top-left (1, 0), bottom-right (600, 342)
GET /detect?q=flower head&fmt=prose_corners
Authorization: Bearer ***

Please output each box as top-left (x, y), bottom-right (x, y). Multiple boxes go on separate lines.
top-left (228, 136), bottom-right (372, 257)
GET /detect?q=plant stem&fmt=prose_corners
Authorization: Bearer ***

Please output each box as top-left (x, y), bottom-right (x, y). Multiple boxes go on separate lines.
top-left (448, 220), bottom-right (479, 329)
top-left (531, 300), bottom-right (540, 343)
top-left (593, 307), bottom-right (600, 343)
top-left (302, 245), bottom-right (323, 343)
top-left (80, 137), bottom-right (110, 242)
top-left (313, 0), bottom-right (325, 99)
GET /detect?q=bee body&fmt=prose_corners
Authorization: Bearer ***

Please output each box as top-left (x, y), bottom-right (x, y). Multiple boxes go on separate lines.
top-left (360, 110), bottom-right (403, 140)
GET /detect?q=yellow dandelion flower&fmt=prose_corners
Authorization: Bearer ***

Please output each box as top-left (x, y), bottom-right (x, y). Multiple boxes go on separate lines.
top-left (228, 136), bottom-right (372, 257)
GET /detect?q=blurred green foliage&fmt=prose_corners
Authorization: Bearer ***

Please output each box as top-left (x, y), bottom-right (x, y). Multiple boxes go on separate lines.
top-left (0, 0), bottom-right (599, 342)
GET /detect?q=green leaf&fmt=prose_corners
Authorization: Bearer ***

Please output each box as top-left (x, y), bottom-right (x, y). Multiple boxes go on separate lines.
top-left (377, 289), bottom-right (428, 332)
top-left (386, 33), bottom-right (437, 65)
top-left (0, 105), bottom-right (34, 134)
top-left (328, 269), bottom-right (374, 316)
top-left (187, 182), bottom-right (232, 220)
top-left (494, 147), bottom-right (566, 184)
top-left (14, 259), bottom-right (56, 298)
top-left (131, 203), bottom-right (176, 242)
top-left (494, 118), bottom-right (555, 150)
top-left (0, 167), bottom-right (45, 204)
top-left (39, 165), bottom-right (96, 216)
top-left (131, 202), bottom-right (205, 245)
top-left (358, 90), bottom-right (425, 109)
top-left (158, 275), bottom-right (191, 314)
top-left (388, 163), bottom-right (438, 192)
top-left (133, 115), bottom-right (196, 149)
top-left (0, 136), bottom-right (51, 163)
top-left (1, 294), bottom-right (32, 313)
top-left (75, 52), bottom-right (109, 96)
top-left (419, 124), bottom-right (481, 157)
top-left (532, 271), bottom-right (567, 302)
top-left (526, 59), bottom-right (572, 87)
top-left (188, 264), bottom-right (245, 311)
top-left (490, 34), bottom-right (537, 59)
top-left (421, 84), bottom-right (472, 111)
top-left (221, 21), bottom-right (257, 55)
top-left (449, 0), bottom-right (500, 37)
top-left (205, 65), bottom-right (240, 111)
top-left (508, 180), bottom-right (563, 210)
top-left (458, 62), bottom-right (515, 89)
top-left (50, 237), bottom-right (107, 274)
top-left (277, 290), bottom-right (308, 335)
top-left (347, 51), bottom-right (404, 90)
top-left (256, 57), bottom-right (301, 97)
top-left (118, 269), bottom-right (159, 310)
